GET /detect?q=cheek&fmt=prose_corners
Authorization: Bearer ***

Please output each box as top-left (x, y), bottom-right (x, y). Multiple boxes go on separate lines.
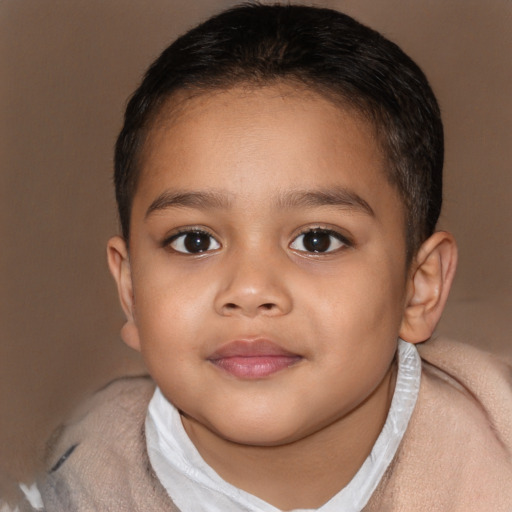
top-left (133, 282), bottom-right (208, 399)
top-left (131, 263), bottom-right (215, 353)
top-left (300, 258), bottom-right (406, 333)
top-left (134, 248), bottom-right (215, 304)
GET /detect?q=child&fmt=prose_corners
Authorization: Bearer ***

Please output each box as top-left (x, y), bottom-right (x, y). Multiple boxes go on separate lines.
top-left (23, 3), bottom-right (512, 511)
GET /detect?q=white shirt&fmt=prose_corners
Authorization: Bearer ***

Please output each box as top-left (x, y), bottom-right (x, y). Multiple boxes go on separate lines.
top-left (146, 339), bottom-right (421, 512)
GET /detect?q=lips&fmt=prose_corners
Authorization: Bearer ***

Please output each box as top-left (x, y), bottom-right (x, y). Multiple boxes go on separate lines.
top-left (207, 339), bottom-right (302, 379)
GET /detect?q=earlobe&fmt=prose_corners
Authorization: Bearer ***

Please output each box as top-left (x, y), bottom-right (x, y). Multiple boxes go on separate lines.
top-left (399, 231), bottom-right (458, 344)
top-left (106, 236), bottom-right (141, 352)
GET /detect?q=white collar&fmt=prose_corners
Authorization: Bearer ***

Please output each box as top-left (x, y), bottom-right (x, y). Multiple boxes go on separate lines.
top-left (145, 339), bottom-right (421, 512)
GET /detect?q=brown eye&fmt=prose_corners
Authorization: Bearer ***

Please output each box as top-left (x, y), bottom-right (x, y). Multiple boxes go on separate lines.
top-left (169, 231), bottom-right (221, 254)
top-left (290, 229), bottom-right (347, 253)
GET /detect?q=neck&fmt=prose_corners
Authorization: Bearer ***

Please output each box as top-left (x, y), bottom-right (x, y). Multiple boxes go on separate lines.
top-left (181, 361), bottom-right (397, 510)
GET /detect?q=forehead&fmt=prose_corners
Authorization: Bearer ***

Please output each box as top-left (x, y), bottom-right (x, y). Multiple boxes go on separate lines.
top-left (134, 84), bottom-right (400, 221)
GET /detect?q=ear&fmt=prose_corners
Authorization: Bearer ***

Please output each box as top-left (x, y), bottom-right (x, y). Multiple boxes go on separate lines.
top-left (106, 236), bottom-right (141, 352)
top-left (399, 231), bottom-right (458, 344)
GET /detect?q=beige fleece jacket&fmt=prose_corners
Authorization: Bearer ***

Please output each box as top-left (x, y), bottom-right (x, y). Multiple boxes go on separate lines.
top-left (37, 336), bottom-right (512, 511)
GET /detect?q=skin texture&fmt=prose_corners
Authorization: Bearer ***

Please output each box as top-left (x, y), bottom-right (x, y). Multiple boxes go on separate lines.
top-left (108, 84), bottom-right (457, 509)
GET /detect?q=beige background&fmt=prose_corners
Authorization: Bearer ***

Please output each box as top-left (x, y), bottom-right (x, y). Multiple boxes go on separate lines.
top-left (1, 0), bottom-right (511, 497)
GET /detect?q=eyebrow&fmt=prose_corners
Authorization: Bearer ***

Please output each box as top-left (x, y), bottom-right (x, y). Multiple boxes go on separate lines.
top-left (275, 187), bottom-right (375, 216)
top-left (145, 190), bottom-right (233, 218)
top-left (145, 186), bottom-right (374, 218)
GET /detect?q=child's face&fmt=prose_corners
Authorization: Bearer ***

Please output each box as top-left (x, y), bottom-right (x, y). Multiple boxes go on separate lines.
top-left (122, 84), bottom-right (411, 446)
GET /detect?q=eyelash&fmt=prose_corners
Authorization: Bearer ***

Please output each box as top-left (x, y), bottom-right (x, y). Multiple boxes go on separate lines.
top-left (163, 228), bottom-right (221, 255)
top-left (162, 226), bottom-right (352, 255)
top-left (290, 227), bottom-right (352, 254)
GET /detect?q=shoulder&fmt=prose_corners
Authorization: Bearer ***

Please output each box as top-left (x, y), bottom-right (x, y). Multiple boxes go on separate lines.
top-left (38, 376), bottom-right (179, 511)
top-left (45, 375), bottom-right (155, 471)
top-left (370, 336), bottom-right (512, 511)
top-left (417, 334), bottom-right (512, 450)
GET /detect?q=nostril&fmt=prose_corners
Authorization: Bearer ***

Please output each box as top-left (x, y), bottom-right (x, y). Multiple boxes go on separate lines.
top-left (219, 301), bottom-right (281, 316)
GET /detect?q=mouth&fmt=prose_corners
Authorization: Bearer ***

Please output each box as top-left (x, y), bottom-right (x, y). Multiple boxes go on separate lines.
top-left (207, 338), bottom-right (303, 379)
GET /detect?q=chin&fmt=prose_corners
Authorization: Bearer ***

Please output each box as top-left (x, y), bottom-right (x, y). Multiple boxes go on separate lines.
top-left (207, 414), bottom-right (308, 447)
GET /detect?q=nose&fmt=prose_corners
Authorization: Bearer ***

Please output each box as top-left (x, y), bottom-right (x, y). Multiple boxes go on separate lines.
top-left (214, 251), bottom-right (293, 318)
